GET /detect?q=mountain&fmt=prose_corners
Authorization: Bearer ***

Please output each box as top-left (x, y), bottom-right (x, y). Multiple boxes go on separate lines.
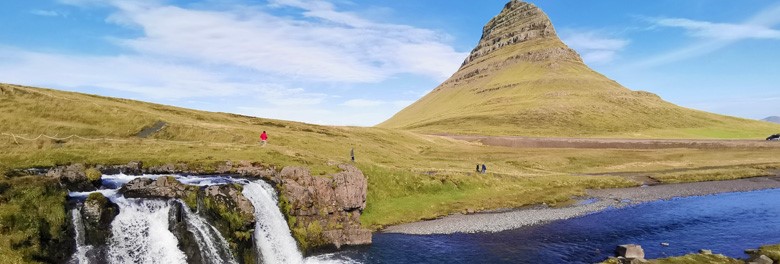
top-left (763, 116), bottom-right (780, 124)
top-left (379, 0), bottom-right (780, 138)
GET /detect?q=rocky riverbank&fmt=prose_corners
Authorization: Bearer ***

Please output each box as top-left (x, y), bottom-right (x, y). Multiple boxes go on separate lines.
top-left (383, 176), bottom-right (780, 234)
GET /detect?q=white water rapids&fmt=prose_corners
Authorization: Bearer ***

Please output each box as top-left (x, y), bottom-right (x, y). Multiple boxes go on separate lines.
top-left (107, 198), bottom-right (188, 264)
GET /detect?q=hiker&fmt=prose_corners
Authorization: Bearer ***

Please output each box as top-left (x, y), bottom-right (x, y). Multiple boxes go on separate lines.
top-left (260, 131), bottom-right (268, 146)
top-left (351, 148), bottom-right (355, 162)
top-left (476, 164), bottom-right (480, 173)
top-left (481, 164), bottom-right (487, 174)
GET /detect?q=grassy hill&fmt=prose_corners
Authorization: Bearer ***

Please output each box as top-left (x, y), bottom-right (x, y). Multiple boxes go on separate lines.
top-left (378, 1), bottom-right (780, 138)
top-left (2, 82), bottom-right (780, 262)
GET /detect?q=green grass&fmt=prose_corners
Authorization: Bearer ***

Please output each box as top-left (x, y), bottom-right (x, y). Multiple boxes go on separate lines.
top-left (2, 83), bottom-right (780, 231)
top-left (758, 244), bottom-right (780, 262)
top-left (0, 177), bottom-right (69, 264)
top-left (379, 38), bottom-right (780, 138)
top-left (650, 167), bottom-right (773, 184)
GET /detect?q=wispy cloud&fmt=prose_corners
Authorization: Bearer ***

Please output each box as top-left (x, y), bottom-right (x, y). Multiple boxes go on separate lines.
top-left (633, 2), bottom-right (780, 68)
top-left (653, 18), bottom-right (780, 40)
top-left (560, 30), bottom-right (629, 64)
top-left (30, 9), bottom-right (64, 17)
top-left (97, 0), bottom-right (465, 83)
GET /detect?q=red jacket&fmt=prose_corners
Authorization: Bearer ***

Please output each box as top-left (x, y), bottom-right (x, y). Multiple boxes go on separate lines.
top-left (260, 132), bottom-right (268, 140)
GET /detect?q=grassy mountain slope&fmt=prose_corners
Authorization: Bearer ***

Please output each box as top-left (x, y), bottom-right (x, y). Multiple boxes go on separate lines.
top-left (379, 1), bottom-right (780, 138)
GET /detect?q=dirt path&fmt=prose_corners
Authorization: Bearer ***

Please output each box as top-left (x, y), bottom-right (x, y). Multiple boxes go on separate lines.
top-left (440, 135), bottom-right (780, 149)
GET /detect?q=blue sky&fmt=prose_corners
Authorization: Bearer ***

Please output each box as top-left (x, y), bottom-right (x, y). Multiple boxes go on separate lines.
top-left (1, 0), bottom-right (778, 126)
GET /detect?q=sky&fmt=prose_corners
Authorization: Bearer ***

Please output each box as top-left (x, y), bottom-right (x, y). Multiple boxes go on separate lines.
top-left (1, 0), bottom-right (779, 126)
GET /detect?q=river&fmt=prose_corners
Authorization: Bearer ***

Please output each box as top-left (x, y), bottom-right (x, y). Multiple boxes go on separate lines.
top-left (330, 188), bottom-right (780, 263)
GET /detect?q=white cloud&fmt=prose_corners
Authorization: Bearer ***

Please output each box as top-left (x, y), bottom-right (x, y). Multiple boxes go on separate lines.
top-left (654, 18), bottom-right (780, 40)
top-left (561, 30), bottom-right (629, 64)
top-left (342, 99), bottom-right (385, 107)
top-left (94, 0), bottom-right (465, 83)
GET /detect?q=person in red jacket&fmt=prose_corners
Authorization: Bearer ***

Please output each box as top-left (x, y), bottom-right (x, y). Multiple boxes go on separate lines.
top-left (260, 131), bottom-right (268, 146)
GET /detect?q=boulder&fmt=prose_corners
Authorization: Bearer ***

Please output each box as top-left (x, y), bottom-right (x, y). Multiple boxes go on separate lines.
top-left (748, 255), bottom-right (773, 264)
top-left (47, 163), bottom-right (96, 191)
top-left (699, 249), bottom-right (713, 255)
top-left (279, 164), bottom-right (371, 250)
top-left (616, 244), bottom-right (645, 259)
top-left (81, 192), bottom-right (119, 246)
top-left (120, 176), bottom-right (198, 200)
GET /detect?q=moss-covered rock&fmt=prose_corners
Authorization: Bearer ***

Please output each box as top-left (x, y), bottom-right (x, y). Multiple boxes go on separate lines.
top-left (82, 192), bottom-right (118, 246)
top-left (278, 164), bottom-right (371, 252)
top-left (200, 183), bottom-right (257, 264)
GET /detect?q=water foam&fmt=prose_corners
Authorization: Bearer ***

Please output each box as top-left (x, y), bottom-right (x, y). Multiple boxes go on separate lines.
top-left (107, 198), bottom-right (187, 264)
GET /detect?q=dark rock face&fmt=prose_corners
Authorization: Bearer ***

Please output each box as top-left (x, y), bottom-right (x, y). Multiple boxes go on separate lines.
top-left (81, 193), bottom-right (119, 246)
top-left (279, 164), bottom-right (371, 250)
top-left (47, 164), bottom-right (97, 191)
top-left (120, 176), bottom-right (199, 200)
top-left (168, 202), bottom-right (205, 264)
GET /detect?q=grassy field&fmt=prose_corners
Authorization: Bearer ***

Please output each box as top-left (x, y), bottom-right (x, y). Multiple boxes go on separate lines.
top-left (2, 83), bottom-right (780, 234)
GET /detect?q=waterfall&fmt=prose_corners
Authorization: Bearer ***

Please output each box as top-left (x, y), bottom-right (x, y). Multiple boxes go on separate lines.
top-left (68, 208), bottom-right (92, 264)
top-left (243, 181), bottom-right (305, 264)
top-left (107, 198), bottom-right (188, 264)
top-left (180, 201), bottom-right (239, 264)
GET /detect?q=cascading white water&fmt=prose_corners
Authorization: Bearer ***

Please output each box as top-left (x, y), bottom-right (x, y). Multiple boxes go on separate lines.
top-left (68, 208), bottom-right (92, 264)
top-left (107, 198), bottom-right (188, 264)
top-left (180, 201), bottom-right (239, 264)
top-left (243, 181), bottom-right (305, 264)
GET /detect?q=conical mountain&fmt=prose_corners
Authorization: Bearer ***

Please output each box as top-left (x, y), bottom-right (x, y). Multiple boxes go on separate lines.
top-left (379, 0), bottom-right (779, 138)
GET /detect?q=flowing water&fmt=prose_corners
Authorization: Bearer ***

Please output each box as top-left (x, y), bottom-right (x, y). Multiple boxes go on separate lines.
top-left (107, 198), bottom-right (188, 264)
top-left (180, 202), bottom-right (239, 264)
top-left (69, 174), bottom-right (780, 264)
top-left (67, 208), bottom-right (92, 264)
top-left (331, 188), bottom-right (780, 263)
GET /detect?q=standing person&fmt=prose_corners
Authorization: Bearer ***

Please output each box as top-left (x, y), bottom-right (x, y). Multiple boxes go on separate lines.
top-left (260, 131), bottom-right (268, 146)
top-left (350, 148), bottom-right (355, 162)
top-left (476, 164), bottom-right (481, 173)
top-left (481, 164), bottom-right (487, 174)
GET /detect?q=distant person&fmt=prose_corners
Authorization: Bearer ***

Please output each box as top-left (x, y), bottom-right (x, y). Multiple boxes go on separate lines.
top-left (481, 164), bottom-right (487, 174)
top-left (476, 164), bottom-right (481, 173)
top-left (351, 148), bottom-right (355, 162)
top-left (260, 131), bottom-right (268, 146)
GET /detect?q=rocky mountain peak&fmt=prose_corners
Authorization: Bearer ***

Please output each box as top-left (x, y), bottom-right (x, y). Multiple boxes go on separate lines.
top-left (461, 0), bottom-right (580, 67)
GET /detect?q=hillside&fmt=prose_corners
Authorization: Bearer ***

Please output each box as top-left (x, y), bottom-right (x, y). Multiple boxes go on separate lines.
top-left (378, 0), bottom-right (780, 139)
top-left (764, 116), bottom-right (780, 124)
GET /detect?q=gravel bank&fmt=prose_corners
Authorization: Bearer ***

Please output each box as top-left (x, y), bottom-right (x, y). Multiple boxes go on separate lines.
top-left (382, 176), bottom-right (780, 235)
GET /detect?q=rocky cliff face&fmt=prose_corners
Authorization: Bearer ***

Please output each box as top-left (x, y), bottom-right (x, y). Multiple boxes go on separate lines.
top-left (461, 0), bottom-right (580, 67)
top-left (278, 164), bottom-right (371, 250)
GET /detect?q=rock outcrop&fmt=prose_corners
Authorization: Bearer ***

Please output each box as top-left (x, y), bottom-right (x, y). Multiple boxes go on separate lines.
top-left (461, 0), bottom-right (580, 67)
top-left (81, 192), bottom-right (119, 246)
top-left (615, 244), bottom-right (645, 259)
top-left (47, 164), bottom-right (98, 191)
top-left (278, 164), bottom-right (371, 250)
top-left (120, 176), bottom-right (199, 200)
top-left (199, 183), bottom-right (257, 264)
